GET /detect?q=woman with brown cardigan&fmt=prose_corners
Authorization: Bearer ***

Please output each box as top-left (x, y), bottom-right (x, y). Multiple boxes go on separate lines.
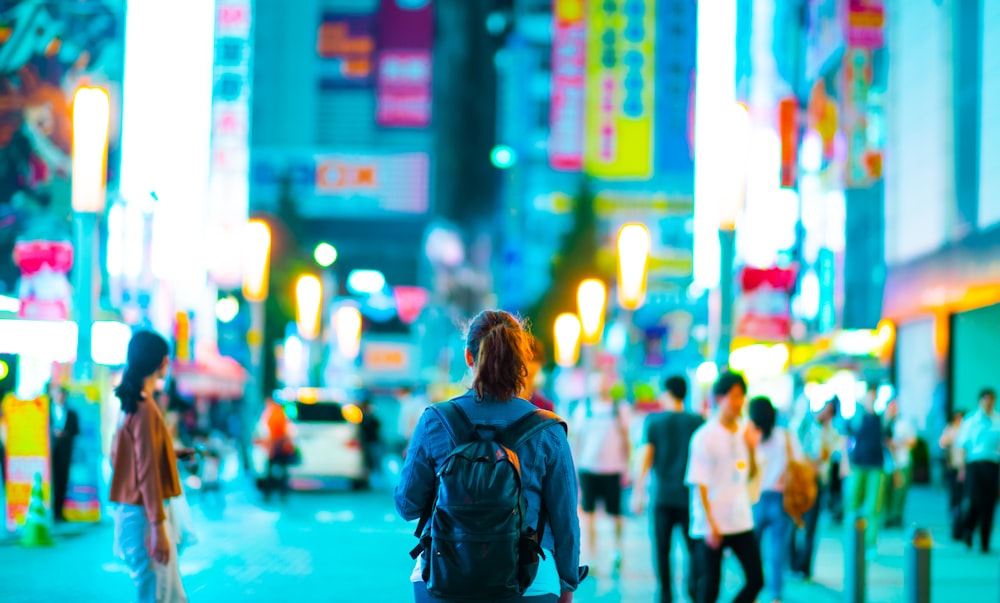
top-left (110, 330), bottom-right (186, 603)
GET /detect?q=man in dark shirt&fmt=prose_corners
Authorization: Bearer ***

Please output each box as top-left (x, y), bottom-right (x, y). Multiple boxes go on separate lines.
top-left (636, 375), bottom-right (704, 603)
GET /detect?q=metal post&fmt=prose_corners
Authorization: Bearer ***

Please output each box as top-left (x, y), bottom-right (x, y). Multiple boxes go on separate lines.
top-left (73, 212), bottom-right (98, 383)
top-left (905, 527), bottom-right (931, 603)
top-left (244, 299), bottom-right (265, 469)
top-left (620, 308), bottom-right (636, 400)
top-left (845, 516), bottom-right (867, 603)
top-left (716, 228), bottom-right (736, 370)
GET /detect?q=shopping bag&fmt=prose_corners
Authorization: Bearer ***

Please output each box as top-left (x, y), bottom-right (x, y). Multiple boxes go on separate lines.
top-left (169, 491), bottom-right (199, 554)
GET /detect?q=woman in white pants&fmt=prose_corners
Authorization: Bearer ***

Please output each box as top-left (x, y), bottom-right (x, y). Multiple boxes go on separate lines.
top-left (109, 330), bottom-right (187, 603)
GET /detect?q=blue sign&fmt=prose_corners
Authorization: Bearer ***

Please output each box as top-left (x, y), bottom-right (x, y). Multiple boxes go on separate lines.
top-left (655, 0), bottom-right (697, 175)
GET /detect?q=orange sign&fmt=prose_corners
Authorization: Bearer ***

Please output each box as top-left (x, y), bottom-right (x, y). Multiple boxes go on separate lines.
top-left (316, 161), bottom-right (378, 192)
top-left (363, 344), bottom-right (409, 371)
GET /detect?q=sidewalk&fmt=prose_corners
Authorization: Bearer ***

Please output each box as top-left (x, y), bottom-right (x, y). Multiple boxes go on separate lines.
top-left (580, 485), bottom-right (999, 602)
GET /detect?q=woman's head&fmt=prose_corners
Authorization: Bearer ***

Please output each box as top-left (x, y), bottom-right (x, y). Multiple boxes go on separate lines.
top-left (115, 330), bottom-right (170, 414)
top-left (748, 396), bottom-right (777, 441)
top-left (464, 310), bottom-right (531, 402)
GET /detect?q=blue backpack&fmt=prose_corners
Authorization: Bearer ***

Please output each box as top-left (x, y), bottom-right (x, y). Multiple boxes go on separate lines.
top-left (409, 401), bottom-right (565, 601)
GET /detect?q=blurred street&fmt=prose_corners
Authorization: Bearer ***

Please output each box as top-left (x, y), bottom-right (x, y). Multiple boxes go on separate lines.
top-left (2, 471), bottom-right (997, 603)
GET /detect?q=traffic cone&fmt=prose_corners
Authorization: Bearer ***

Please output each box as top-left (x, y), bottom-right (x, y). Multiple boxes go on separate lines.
top-left (20, 473), bottom-right (54, 547)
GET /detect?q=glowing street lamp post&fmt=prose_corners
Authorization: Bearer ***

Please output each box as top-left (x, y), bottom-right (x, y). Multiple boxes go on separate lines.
top-left (616, 223), bottom-right (651, 397)
top-left (71, 86), bottom-right (111, 387)
top-left (554, 313), bottom-right (582, 369)
top-left (295, 274), bottom-right (323, 385)
top-left (242, 220), bottom-right (271, 448)
top-left (717, 104), bottom-right (751, 370)
top-left (576, 278), bottom-right (607, 376)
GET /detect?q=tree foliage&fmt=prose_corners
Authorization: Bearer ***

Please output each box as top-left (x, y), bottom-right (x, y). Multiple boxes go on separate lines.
top-left (525, 181), bottom-right (606, 365)
top-left (253, 175), bottom-right (313, 393)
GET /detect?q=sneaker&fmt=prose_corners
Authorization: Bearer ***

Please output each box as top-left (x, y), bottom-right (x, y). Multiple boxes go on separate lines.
top-left (611, 550), bottom-right (623, 575)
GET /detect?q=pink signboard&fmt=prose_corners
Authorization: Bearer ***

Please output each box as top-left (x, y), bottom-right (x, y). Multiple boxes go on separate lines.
top-left (549, 0), bottom-right (586, 171)
top-left (846, 0), bottom-right (884, 49)
top-left (376, 51), bottom-right (432, 127)
top-left (376, 0), bottom-right (433, 128)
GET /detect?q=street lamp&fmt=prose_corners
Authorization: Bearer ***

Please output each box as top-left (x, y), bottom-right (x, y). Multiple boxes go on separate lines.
top-left (553, 313), bottom-right (582, 368)
top-left (616, 223), bottom-right (651, 310)
top-left (717, 103), bottom-right (751, 369)
top-left (615, 223), bottom-right (650, 397)
top-left (576, 278), bottom-right (607, 377)
top-left (295, 274), bottom-right (323, 341)
top-left (334, 305), bottom-right (363, 361)
top-left (242, 219), bottom-right (271, 453)
top-left (71, 85), bottom-right (111, 384)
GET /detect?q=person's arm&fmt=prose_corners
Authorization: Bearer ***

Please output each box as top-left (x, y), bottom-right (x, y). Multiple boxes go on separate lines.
top-left (541, 427), bottom-right (582, 595)
top-left (394, 410), bottom-right (440, 521)
top-left (132, 408), bottom-right (166, 525)
top-left (685, 432), bottom-right (720, 546)
top-left (66, 410), bottom-right (80, 439)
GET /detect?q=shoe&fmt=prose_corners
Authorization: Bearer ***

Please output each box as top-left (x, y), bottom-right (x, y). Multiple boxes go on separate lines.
top-left (611, 550), bottom-right (623, 575)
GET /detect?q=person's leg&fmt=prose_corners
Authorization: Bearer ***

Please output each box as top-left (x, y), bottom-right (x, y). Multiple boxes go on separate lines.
top-left (695, 539), bottom-right (723, 603)
top-left (881, 470), bottom-right (896, 526)
top-left (653, 506), bottom-right (675, 603)
top-left (117, 505), bottom-right (158, 603)
top-left (797, 481), bottom-right (823, 577)
top-left (891, 465), bottom-right (912, 526)
top-left (757, 493), bottom-right (782, 601)
top-left (846, 468), bottom-right (866, 518)
top-left (726, 531), bottom-right (764, 603)
top-left (678, 507), bottom-right (698, 603)
top-left (605, 473), bottom-right (624, 569)
top-left (53, 453), bottom-right (69, 520)
top-left (864, 470), bottom-right (886, 548)
top-left (768, 502), bottom-right (791, 601)
top-left (980, 462), bottom-right (999, 552)
top-left (578, 472), bottom-right (598, 558)
top-left (964, 462), bottom-right (983, 548)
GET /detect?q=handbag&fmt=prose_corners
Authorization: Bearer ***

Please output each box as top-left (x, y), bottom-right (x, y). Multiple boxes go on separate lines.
top-left (169, 489), bottom-right (199, 554)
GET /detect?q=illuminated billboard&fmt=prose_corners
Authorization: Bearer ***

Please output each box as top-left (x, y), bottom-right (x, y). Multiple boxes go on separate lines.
top-left (583, 0), bottom-right (655, 180)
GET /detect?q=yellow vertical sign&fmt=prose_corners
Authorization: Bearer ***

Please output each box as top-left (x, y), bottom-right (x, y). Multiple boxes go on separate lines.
top-left (584, 0), bottom-right (655, 179)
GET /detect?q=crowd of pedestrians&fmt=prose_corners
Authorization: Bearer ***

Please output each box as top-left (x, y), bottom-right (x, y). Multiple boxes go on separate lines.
top-left (103, 313), bottom-right (1000, 603)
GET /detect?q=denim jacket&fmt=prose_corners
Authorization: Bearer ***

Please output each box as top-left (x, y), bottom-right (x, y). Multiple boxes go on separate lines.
top-left (394, 392), bottom-right (582, 593)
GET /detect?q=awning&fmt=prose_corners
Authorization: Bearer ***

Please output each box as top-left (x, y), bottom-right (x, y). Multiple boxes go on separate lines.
top-left (172, 355), bottom-right (247, 399)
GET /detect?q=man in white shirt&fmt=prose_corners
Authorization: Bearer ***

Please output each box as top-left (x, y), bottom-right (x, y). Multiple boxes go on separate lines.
top-left (956, 388), bottom-right (1000, 552)
top-left (685, 371), bottom-right (764, 603)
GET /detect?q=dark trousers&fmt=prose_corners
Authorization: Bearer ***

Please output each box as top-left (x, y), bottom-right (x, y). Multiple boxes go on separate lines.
top-left (695, 531), bottom-right (764, 603)
top-left (964, 460), bottom-right (1000, 551)
top-left (264, 457), bottom-right (290, 501)
top-left (790, 481), bottom-right (824, 577)
top-left (653, 505), bottom-right (696, 603)
top-left (51, 446), bottom-right (73, 520)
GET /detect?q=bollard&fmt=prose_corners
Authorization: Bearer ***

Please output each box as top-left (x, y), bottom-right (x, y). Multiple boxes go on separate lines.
top-left (844, 516), bottom-right (867, 603)
top-left (905, 527), bottom-right (932, 603)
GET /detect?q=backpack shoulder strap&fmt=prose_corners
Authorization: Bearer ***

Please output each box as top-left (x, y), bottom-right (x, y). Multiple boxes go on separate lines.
top-left (428, 399), bottom-right (476, 446)
top-left (502, 409), bottom-right (567, 451)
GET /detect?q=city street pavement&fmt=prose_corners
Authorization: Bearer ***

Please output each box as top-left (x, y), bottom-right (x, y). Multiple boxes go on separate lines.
top-left (2, 475), bottom-right (998, 602)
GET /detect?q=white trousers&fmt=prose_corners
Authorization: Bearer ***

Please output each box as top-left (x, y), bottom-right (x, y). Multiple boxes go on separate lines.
top-left (113, 502), bottom-right (188, 603)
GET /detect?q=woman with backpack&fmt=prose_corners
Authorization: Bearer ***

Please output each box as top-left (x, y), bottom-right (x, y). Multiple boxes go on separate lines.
top-left (748, 396), bottom-right (809, 603)
top-left (395, 310), bottom-right (585, 603)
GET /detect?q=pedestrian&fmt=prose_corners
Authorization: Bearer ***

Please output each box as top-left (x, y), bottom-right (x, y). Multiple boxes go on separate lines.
top-left (109, 330), bottom-right (187, 603)
top-left (791, 397), bottom-right (841, 580)
top-left (882, 399), bottom-right (916, 528)
top-left (685, 371), bottom-right (764, 603)
top-left (956, 388), bottom-right (1000, 553)
top-left (939, 410), bottom-right (965, 537)
top-left (634, 375), bottom-right (703, 603)
top-left (571, 369), bottom-right (632, 573)
top-left (256, 397), bottom-right (296, 502)
top-left (748, 395), bottom-right (803, 603)
top-left (359, 392), bottom-right (383, 486)
top-left (396, 310), bottom-right (584, 603)
top-left (525, 336), bottom-right (555, 412)
top-left (48, 383), bottom-right (79, 522)
top-left (844, 382), bottom-right (887, 554)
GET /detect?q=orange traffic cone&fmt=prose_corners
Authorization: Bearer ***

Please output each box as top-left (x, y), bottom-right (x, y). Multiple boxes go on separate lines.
top-left (20, 473), bottom-right (54, 547)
